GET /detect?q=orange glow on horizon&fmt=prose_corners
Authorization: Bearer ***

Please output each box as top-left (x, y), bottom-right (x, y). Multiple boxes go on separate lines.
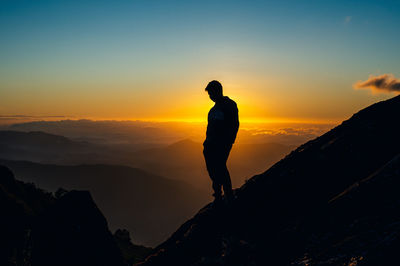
top-left (34, 116), bottom-right (340, 125)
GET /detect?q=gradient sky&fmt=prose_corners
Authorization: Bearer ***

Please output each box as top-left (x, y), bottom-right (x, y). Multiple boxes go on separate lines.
top-left (1, 0), bottom-right (399, 122)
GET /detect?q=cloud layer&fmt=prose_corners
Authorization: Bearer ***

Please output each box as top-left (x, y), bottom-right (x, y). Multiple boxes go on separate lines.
top-left (354, 74), bottom-right (400, 93)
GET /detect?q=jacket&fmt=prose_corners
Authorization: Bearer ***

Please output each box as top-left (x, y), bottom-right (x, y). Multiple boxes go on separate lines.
top-left (204, 96), bottom-right (239, 145)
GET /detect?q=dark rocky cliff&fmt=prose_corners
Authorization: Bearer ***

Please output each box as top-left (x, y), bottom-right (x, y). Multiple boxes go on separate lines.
top-left (0, 165), bottom-right (125, 266)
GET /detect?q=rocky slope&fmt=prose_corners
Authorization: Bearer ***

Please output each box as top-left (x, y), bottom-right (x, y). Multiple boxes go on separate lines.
top-left (138, 95), bottom-right (400, 266)
top-left (0, 165), bottom-right (145, 266)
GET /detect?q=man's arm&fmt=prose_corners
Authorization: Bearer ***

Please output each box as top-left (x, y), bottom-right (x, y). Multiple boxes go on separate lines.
top-left (229, 102), bottom-right (239, 144)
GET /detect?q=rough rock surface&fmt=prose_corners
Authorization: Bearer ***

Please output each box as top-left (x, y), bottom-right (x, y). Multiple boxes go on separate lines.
top-left (0, 165), bottom-right (125, 266)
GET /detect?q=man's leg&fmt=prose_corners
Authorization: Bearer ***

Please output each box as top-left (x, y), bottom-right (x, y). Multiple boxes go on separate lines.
top-left (220, 144), bottom-right (233, 200)
top-left (221, 168), bottom-right (233, 199)
top-left (203, 145), bottom-right (223, 201)
top-left (211, 180), bottom-right (223, 201)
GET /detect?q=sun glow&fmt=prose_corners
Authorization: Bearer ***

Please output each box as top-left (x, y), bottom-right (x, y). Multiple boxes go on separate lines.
top-left (61, 116), bottom-right (340, 125)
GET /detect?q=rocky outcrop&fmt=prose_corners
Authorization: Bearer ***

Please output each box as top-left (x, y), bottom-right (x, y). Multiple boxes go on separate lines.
top-left (114, 229), bottom-right (153, 265)
top-left (0, 165), bottom-right (125, 266)
top-left (138, 95), bottom-right (400, 265)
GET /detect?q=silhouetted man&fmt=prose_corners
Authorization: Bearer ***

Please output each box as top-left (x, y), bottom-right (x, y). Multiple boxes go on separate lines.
top-left (203, 80), bottom-right (239, 203)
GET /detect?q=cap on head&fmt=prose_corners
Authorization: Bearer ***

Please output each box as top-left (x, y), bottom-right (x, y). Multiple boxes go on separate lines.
top-left (205, 80), bottom-right (223, 96)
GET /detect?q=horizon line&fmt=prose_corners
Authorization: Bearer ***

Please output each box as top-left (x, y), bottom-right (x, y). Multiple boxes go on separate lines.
top-left (0, 115), bottom-right (342, 125)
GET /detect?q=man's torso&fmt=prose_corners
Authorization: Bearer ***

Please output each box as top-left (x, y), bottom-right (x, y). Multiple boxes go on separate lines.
top-left (205, 96), bottom-right (239, 145)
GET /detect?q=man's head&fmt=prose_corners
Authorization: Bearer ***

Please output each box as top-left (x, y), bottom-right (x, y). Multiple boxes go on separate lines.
top-left (205, 80), bottom-right (223, 102)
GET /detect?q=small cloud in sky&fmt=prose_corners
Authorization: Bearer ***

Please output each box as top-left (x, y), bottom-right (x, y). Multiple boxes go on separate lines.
top-left (354, 74), bottom-right (400, 94)
top-left (344, 16), bottom-right (352, 25)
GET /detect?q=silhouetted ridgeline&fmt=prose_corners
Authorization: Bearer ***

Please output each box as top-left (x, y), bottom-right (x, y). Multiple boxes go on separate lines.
top-left (138, 95), bottom-right (400, 266)
top-left (0, 165), bottom-right (150, 266)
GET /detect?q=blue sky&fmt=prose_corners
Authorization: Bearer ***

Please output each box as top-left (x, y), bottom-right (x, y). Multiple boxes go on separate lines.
top-left (1, 0), bottom-right (399, 121)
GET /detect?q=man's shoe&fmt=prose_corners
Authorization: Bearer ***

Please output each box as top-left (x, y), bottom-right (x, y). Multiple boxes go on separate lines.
top-left (212, 193), bottom-right (223, 207)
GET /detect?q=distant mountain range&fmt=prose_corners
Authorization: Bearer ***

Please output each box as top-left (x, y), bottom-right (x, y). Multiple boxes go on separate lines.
top-left (7, 119), bottom-right (186, 146)
top-left (0, 130), bottom-right (93, 162)
top-left (138, 95), bottom-right (400, 265)
top-left (5, 119), bottom-right (331, 146)
top-left (0, 130), bottom-right (294, 189)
